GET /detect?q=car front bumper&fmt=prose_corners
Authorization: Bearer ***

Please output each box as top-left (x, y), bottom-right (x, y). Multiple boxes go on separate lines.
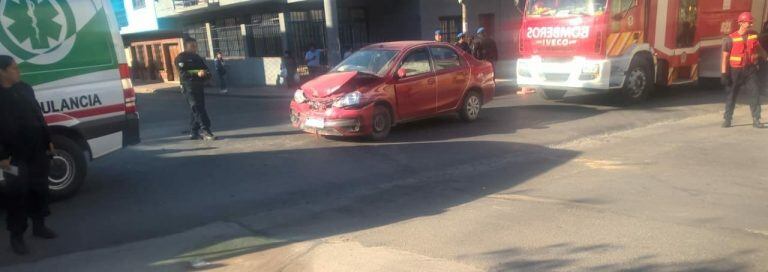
top-left (290, 101), bottom-right (375, 137)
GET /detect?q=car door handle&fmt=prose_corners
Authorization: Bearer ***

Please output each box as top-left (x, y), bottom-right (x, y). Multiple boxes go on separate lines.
top-left (427, 78), bottom-right (436, 85)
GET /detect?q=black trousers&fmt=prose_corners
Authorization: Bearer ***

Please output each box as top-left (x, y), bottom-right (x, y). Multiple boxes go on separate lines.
top-left (182, 82), bottom-right (212, 134)
top-left (4, 153), bottom-right (51, 235)
top-left (217, 72), bottom-right (227, 90)
top-left (725, 68), bottom-right (762, 121)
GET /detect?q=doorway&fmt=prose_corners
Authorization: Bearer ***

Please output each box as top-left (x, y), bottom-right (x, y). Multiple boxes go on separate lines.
top-left (164, 44), bottom-right (181, 82)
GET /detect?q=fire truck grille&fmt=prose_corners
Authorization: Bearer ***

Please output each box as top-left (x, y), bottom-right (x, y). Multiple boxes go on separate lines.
top-left (544, 74), bottom-right (569, 82)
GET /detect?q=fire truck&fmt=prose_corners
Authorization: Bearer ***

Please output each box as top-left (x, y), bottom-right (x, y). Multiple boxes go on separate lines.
top-left (516, 0), bottom-right (764, 102)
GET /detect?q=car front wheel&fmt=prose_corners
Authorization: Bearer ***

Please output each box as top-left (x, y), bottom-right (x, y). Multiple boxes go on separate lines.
top-left (370, 105), bottom-right (392, 140)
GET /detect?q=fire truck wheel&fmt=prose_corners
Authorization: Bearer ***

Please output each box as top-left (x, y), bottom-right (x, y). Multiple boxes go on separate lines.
top-left (538, 89), bottom-right (566, 100)
top-left (622, 58), bottom-right (653, 103)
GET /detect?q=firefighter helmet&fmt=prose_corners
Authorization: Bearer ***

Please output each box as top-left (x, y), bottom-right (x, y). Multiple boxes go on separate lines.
top-left (738, 12), bottom-right (754, 23)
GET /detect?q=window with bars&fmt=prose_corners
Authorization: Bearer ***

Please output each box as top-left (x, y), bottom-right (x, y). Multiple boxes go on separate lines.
top-left (184, 23), bottom-right (210, 58)
top-left (132, 0), bottom-right (145, 9)
top-left (211, 18), bottom-right (245, 58)
top-left (339, 8), bottom-right (368, 53)
top-left (288, 10), bottom-right (327, 63)
top-left (248, 13), bottom-right (282, 57)
top-left (439, 16), bottom-right (462, 43)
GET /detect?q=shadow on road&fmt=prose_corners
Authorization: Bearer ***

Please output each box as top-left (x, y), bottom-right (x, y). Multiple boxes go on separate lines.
top-left (0, 141), bottom-right (577, 269)
top-left (372, 104), bottom-right (605, 143)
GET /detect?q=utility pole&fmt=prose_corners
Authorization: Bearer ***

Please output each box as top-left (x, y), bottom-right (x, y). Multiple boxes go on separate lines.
top-left (324, 0), bottom-right (341, 66)
top-left (459, 0), bottom-right (468, 33)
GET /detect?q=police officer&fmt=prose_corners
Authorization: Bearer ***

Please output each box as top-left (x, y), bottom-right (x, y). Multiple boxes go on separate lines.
top-left (434, 30), bottom-right (444, 42)
top-left (721, 12), bottom-right (764, 128)
top-left (455, 32), bottom-right (471, 53)
top-left (175, 38), bottom-right (216, 140)
top-left (0, 55), bottom-right (58, 255)
top-left (472, 27), bottom-right (498, 63)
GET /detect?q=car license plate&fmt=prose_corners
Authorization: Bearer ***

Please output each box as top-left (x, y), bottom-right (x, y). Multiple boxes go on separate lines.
top-left (305, 117), bottom-right (325, 128)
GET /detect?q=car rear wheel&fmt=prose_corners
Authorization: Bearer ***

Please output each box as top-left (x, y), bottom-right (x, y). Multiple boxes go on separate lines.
top-left (460, 91), bottom-right (482, 122)
top-left (370, 105), bottom-right (392, 141)
top-left (49, 136), bottom-right (87, 201)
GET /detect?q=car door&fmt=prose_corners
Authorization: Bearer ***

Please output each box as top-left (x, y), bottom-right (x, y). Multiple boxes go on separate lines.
top-left (429, 46), bottom-right (469, 112)
top-left (394, 47), bottom-right (437, 120)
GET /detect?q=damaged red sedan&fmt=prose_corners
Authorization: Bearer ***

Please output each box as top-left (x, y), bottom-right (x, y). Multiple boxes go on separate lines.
top-left (290, 41), bottom-right (495, 140)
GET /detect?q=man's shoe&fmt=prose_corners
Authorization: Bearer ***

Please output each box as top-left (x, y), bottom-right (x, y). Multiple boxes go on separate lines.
top-left (33, 226), bottom-right (58, 239)
top-left (220, 89), bottom-right (228, 94)
top-left (189, 134), bottom-right (202, 140)
top-left (201, 132), bottom-right (216, 141)
top-left (10, 235), bottom-right (29, 255)
top-left (722, 119), bottom-right (732, 128)
top-left (754, 120), bottom-right (765, 129)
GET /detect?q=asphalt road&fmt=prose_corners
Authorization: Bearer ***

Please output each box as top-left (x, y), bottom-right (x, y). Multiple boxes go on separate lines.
top-left (0, 83), bottom-right (760, 269)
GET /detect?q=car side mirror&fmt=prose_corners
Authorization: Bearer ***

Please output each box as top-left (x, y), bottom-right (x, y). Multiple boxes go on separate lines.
top-left (396, 68), bottom-right (407, 79)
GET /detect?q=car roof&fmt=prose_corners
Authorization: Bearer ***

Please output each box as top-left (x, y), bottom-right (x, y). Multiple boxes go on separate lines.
top-left (362, 41), bottom-right (447, 51)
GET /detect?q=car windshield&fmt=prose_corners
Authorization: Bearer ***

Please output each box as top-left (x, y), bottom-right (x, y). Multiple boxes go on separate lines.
top-left (331, 49), bottom-right (399, 77)
top-left (526, 0), bottom-right (607, 17)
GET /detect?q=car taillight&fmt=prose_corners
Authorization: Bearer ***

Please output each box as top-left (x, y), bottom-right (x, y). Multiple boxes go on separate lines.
top-left (119, 64), bottom-right (137, 114)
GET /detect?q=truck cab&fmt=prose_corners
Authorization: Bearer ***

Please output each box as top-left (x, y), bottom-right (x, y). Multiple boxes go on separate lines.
top-left (517, 0), bottom-right (755, 103)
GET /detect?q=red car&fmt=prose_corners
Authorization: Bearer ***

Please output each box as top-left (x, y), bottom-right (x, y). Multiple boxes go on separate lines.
top-left (290, 41), bottom-right (495, 140)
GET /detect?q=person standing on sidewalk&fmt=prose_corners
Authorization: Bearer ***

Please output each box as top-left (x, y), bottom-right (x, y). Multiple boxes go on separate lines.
top-left (455, 32), bottom-right (471, 54)
top-left (0, 55), bottom-right (58, 255)
top-left (721, 12), bottom-right (764, 128)
top-left (305, 44), bottom-right (325, 79)
top-left (434, 30), bottom-right (444, 42)
top-left (175, 38), bottom-right (216, 140)
top-left (214, 51), bottom-right (228, 94)
top-left (282, 50), bottom-right (298, 87)
top-left (472, 27), bottom-right (498, 64)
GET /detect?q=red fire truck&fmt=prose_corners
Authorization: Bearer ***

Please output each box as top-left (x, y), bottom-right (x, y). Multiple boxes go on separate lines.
top-left (516, 0), bottom-right (761, 102)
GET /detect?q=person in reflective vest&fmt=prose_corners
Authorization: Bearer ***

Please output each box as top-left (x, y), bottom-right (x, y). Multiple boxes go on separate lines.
top-left (721, 12), bottom-right (763, 128)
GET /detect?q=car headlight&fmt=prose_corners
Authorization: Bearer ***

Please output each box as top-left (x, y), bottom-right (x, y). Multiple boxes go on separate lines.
top-left (294, 89), bottom-right (307, 103)
top-left (582, 64), bottom-right (600, 74)
top-left (333, 91), bottom-right (362, 108)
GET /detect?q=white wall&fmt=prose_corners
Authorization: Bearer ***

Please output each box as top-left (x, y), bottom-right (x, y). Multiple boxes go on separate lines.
top-left (120, 0), bottom-right (159, 34)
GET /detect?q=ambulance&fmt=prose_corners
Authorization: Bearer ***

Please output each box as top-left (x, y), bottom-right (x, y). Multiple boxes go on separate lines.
top-left (517, 0), bottom-right (766, 103)
top-left (0, 0), bottom-right (140, 199)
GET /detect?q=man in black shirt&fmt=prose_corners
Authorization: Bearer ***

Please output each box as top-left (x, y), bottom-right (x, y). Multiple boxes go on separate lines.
top-left (0, 55), bottom-right (58, 255)
top-left (175, 38), bottom-right (216, 140)
top-left (472, 27), bottom-right (498, 64)
top-left (455, 32), bottom-right (471, 54)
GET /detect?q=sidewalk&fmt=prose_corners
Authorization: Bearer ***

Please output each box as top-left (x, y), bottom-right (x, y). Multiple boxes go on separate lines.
top-left (133, 82), bottom-right (294, 99)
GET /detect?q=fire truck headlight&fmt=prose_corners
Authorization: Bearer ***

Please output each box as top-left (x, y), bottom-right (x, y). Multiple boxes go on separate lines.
top-left (581, 64), bottom-right (600, 75)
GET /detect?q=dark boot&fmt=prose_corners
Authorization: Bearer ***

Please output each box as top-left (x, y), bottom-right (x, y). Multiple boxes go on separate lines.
top-left (754, 119), bottom-right (765, 129)
top-left (32, 220), bottom-right (57, 239)
top-left (10, 234), bottom-right (29, 255)
top-left (722, 119), bottom-right (732, 128)
top-left (201, 131), bottom-right (216, 141)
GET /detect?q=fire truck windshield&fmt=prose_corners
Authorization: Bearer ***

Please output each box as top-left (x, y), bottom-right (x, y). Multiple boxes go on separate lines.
top-left (526, 0), bottom-right (607, 17)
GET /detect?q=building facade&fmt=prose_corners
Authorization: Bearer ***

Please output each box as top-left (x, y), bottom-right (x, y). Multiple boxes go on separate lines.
top-left (114, 0), bottom-right (485, 86)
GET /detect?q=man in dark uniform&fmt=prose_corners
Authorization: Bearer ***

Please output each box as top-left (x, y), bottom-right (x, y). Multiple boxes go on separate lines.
top-left (472, 27), bottom-right (498, 64)
top-left (434, 30), bottom-right (444, 42)
top-left (455, 32), bottom-right (471, 53)
top-left (721, 12), bottom-right (764, 128)
top-left (0, 55), bottom-right (58, 255)
top-left (175, 38), bottom-right (216, 140)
